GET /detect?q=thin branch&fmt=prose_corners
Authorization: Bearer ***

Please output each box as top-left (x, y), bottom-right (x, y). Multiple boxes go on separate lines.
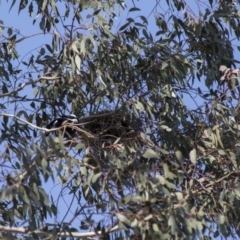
top-left (0, 113), bottom-right (94, 137)
top-left (0, 224), bottom-right (120, 238)
top-left (0, 112), bottom-right (51, 132)
top-left (0, 74), bottom-right (60, 98)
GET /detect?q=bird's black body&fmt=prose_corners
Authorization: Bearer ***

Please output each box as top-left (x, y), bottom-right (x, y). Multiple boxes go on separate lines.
top-left (45, 114), bottom-right (79, 138)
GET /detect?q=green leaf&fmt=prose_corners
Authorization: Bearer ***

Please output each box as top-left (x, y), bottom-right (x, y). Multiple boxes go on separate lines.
top-left (87, 170), bottom-right (94, 185)
top-left (216, 128), bottom-right (224, 148)
top-left (41, 158), bottom-right (48, 174)
top-left (80, 37), bottom-right (86, 55)
top-left (142, 149), bottom-right (159, 159)
top-left (119, 22), bottom-right (131, 31)
top-left (163, 164), bottom-right (176, 179)
top-left (116, 213), bottom-right (131, 226)
top-left (175, 150), bottom-right (183, 163)
top-left (165, 180), bottom-right (176, 189)
top-left (175, 192), bottom-right (183, 201)
top-left (45, 44), bottom-right (53, 53)
top-left (155, 175), bottom-right (165, 185)
top-left (168, 215), bottom-right (176, 234)
top-left (42, 0), bottom-right (47, 10)
top-left (142, 29), bottom-right (149, 39)
top-left (80, 166), bottom-right (87, 176)
top-left (158, 148), bottom-right (169, 154)
top-left (161, 62), bottom-right (168, 70)
top-left (135, 101), bottom-right (144, 111)
top-left (131, 218), bottom-right (138, 227)
top-left (129, 7), bottom-right (140, 12)
top-left (190, 148), bottom-right (197, 164)
top-left (28, 2), bottom-right (33, 16)
top-left (3, 115), bottom-right (8, 125)
top-left (152, 223), bottom-right (160, 232)
top-left (217, 213), bottom-right (225, 224)
top-left (72, 41), bottom-right (80, 54)
top-left (18, 0), bottom-right (28, 13)
top-left (9, 0), bottom-right (17, 12)
top-left (92, 172), bottom-right (102, 184)
top-left (40, 47), bottom-right (45, 55)
top-left (144, 214), bottom-right (153, 220)
top-left (75, 54), bottom-right (81, 71)
top-left (76, 143), bottom-right (85, 150)
top-left (20, 188), bottom-right (30, 204)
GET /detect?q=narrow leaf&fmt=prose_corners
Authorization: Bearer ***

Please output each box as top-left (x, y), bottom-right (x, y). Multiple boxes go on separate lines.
top-left (190, 148), bottom-right (197, 164)
top-left (92, 172), bottom-right (102, 184)
top-left (116, 213), bottom-right (130, 226)
top-left (129, 7), bottom-right (141, 12)
top-left (142, 149), bottom-right (159, 159)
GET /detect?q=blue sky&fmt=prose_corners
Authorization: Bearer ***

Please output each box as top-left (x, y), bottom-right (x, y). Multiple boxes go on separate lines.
top-left (0, 0), bottom-right (212, 228)
top-left (0, 0), bottom-right (171, 230)
top-left (0, 0), bottom-right (238, 237)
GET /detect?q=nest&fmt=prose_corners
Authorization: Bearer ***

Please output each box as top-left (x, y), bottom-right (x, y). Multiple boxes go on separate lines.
top-left (79, 109), bottom-right (142, 140)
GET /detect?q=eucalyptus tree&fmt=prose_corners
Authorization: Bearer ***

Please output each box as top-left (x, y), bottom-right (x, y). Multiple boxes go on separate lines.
top-left (0, 0), bottom-right (240, 239)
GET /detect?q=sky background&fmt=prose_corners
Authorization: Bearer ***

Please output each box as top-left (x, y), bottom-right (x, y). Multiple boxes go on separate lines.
top-left (0, 0), bottom-right (239, 237)
top-left (0, 0), bottom-right (214, 114)
top-left (0, 0), bottom-right (170, 230)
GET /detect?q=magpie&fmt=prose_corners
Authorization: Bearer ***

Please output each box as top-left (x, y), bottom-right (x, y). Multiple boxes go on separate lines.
top-left (45, 114), bottom-right (79, 138)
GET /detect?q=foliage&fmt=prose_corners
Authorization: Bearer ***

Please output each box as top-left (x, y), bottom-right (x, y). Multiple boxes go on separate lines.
top-left (0, 0), bottom-right (240, 239)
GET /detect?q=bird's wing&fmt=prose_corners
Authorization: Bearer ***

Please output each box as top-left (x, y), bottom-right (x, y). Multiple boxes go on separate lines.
top-left (46, 119), bottom-right (58, 129)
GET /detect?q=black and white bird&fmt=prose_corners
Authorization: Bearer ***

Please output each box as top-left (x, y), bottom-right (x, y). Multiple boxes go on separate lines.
top-left (45, 114), bottom-right (79, 138)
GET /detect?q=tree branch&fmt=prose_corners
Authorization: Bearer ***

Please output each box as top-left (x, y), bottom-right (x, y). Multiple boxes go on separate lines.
top-left (0, 112), bottom-right (94, 137)
top-left (0, 224), bottom-right (120, 238)
top-left (0, 73), bottom-right (60, 98)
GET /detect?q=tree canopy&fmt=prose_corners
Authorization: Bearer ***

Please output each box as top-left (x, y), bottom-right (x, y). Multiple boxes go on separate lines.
top-left (1, 0), bottom-right (240, 239)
